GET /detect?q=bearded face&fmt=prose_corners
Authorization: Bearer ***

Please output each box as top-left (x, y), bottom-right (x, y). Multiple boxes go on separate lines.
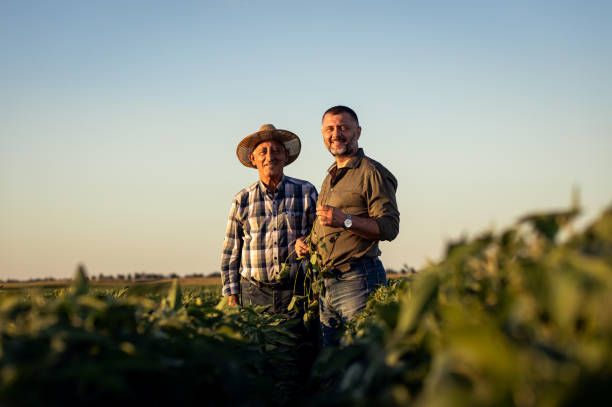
top-left (322, 112), bottom-right (361, 157)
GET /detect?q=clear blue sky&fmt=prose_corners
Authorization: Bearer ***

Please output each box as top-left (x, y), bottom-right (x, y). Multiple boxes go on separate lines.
top-left (1, 0), bottom-right (611, 279)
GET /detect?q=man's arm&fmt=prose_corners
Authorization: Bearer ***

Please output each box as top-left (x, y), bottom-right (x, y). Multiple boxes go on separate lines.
top-left (316, 165), bottom-right (399, 242)
top-left (220, 199), bottom-right (243, 306)
top-left (316, 204), bottom-right (380, 240)
top-left (366, 165), bottom-right (399, 241)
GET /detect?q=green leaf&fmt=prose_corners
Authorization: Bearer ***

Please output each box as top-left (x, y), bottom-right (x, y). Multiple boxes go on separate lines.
top-left (279, 263), bottom-right (290, 280)
top-left (165, 279), bottom-right (182, 311)
top-left (310, 253), bottom-right (318, 266)
top-left (311, 279), bottom-right (323, 294)
top-left (396, 271), bottom-right (439, 335)
top-left (287, 295), bottom-right (306, 312)
top-left (303, 311), bottom-right (313, 323)
top-left (70, 264), bottom-right (89, 296)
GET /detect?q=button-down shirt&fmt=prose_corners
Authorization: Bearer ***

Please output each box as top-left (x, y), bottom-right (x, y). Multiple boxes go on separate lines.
top-left (221, 175), bottom-right (318, 296)
top-left (314, 148), bottom-right (399, 272)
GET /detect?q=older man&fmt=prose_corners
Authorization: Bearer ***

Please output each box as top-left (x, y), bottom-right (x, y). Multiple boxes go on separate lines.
top-left (296, 106), bottom-right (400, 347)
top-left (221, 124), bottom-right (318, 314)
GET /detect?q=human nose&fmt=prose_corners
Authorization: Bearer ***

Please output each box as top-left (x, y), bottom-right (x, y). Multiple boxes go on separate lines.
top-left (330, 126), bottom-right (343, 138)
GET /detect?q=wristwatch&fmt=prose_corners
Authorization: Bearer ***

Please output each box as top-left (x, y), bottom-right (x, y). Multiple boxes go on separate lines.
top-left (343, 214), bottom-right (353, 229)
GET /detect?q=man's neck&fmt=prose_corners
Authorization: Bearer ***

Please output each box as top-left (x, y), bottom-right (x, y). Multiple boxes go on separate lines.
top-left (335, 152), bottom-right (357, 169)
top-left (260, 173), bottom-right (283, 193)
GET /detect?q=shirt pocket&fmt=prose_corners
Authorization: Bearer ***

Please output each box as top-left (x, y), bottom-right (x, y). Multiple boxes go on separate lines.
top-left (283, 210), bottom-right (304, 234)
top-left (246, 214), bottom-right (263, 234)
top-left (327, 189), bottom-right (366, 215)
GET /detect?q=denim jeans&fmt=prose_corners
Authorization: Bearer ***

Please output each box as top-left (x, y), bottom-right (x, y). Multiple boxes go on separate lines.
top-left (319, 257), bottom-right (386, 348)
top-left (239, 278), bottom-right (300, 315)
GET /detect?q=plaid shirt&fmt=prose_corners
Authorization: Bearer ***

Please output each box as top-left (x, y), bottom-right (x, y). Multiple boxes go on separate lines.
top-left (221, 175), bottom-right (318, 296)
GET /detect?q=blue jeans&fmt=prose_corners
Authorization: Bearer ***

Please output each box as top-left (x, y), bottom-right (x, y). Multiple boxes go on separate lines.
top-left (239, 278), bottom-right (301, 315)
top-left (319, 257), bottom-right (386, 348)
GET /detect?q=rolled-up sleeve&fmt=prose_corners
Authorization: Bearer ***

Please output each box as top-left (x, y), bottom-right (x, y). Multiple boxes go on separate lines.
top-left (367, 167), bottom-right (400, 241)
top-left (220, 199), bottom-right (243, 296)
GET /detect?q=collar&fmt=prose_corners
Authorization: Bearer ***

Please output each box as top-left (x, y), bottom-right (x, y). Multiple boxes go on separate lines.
top-left (327, 148), bottom-right (365, 174)
top-left (258, 174), bottom-right (286, 194)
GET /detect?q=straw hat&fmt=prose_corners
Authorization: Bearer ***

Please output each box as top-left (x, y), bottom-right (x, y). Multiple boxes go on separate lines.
top-left (236, 124), bottom-right (301, 168)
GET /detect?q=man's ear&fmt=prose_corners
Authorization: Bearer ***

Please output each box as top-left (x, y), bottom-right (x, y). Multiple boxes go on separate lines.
top-left (249, 153), bottom-right (256, 166)
top-left (284, 149), bottom-right (290, 164)
top-left (356, 126), bottom-right (362, 140)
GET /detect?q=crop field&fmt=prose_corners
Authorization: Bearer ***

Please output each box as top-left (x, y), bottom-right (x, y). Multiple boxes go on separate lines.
top-left (1, 204), bottom-right (611, 407)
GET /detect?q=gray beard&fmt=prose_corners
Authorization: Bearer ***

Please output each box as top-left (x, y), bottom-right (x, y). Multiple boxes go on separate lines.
top-left (330, 144), bottom-right (356, 157)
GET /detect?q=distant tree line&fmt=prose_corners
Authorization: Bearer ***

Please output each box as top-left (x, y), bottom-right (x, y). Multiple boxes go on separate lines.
top-left (385, 264), bottom-right (418, 275)
top-left (1, 277), bottom-right (59, 283)
top-left (0, 271), bottom-right (222, 284)
top-left (1, 267), bottom-right (411, 284)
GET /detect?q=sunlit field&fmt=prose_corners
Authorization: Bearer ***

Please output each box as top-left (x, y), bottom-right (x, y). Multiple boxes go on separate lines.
top-left (2, 204), bottom-right (611, 407)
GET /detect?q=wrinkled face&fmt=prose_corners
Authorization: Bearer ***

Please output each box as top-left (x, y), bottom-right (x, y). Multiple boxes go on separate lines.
top-left (249, 140), bottom-right (289, 181)
top-left (322, 112), bottom-right (361, 157)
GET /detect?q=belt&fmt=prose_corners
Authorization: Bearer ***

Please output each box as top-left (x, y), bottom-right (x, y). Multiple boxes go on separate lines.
top-left (328, 257), bottom-right (378, 276)
top-left (241, 276), bottom-right (296, 291)
top-left (351, 257), bottom-right (378, 267)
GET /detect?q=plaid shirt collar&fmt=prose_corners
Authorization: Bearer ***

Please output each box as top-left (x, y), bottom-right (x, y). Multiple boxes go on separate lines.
top-left (257, 174), bottom-right (287, 196)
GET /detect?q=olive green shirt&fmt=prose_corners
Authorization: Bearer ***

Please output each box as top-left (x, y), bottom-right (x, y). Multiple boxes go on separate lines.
top-left (314, 148), bottom-right (399, 272)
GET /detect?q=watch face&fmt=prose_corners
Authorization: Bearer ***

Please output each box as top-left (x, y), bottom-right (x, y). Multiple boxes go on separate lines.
top-left (344, 216), bottom-right (352, 229)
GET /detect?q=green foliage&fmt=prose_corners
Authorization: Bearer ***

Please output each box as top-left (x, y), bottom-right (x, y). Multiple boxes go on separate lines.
top-left (0, 271), bottom-right (298, 407)
top-left (284, 217), bottom-right (329, 326)
top-left (309, 204), bottom-right (612, 406)
top-left (3, 204), bottom-right (612, 406)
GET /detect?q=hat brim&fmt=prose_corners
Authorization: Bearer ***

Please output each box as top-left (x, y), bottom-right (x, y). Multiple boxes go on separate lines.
top-left (236, 129), bottom-right (301, 168)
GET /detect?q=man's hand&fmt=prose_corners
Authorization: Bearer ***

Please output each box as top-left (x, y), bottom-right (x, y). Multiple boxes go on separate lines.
top-left (316, 204), bottom-right (346, 228)
top-left (228, 294), bottom-right (239, 307)
top-left (317, 204), bottom-right (381, 240)
top-left (295, 237), bottom-right (309, 257)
